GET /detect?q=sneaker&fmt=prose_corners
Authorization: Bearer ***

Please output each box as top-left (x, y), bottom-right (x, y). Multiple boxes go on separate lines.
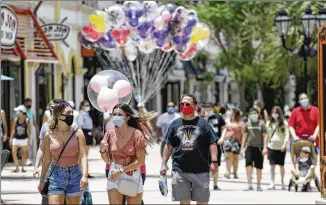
top-left (257, 185), bottom-right (263, 192)
top-left (281, 183), bottom-right (286, 190)
top-left (213, 185), bottom-right (221, 190)
top-left (268, 183), bottom-right (276, 190)
top-left (243, 185), bottom-right (254, 191)
top-left (25, 159), bottom-right (32, 166)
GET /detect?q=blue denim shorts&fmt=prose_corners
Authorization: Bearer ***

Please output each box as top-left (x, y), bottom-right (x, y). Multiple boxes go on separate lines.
top-left (47, 164), bottom-right (83, 197)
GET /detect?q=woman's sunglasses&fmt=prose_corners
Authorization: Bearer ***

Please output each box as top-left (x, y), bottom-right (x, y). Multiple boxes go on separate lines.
top-left (179, 102), bottom-right (192, 107)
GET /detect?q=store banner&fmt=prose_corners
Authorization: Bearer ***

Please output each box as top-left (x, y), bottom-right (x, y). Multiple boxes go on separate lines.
top-left (1, 4), bottom-right (18, 49)
top-left (40, 17), bottom-right (70, 47)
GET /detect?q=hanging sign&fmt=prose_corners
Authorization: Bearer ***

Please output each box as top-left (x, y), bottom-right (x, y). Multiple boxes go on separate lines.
top-left (39, 17), bottom-right (70, 47)
top-left (1, 5), bottom-right (18, 49)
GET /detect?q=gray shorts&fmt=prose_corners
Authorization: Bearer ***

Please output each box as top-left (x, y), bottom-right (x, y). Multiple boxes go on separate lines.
top-left (171, 171), bottom-right (210, 202)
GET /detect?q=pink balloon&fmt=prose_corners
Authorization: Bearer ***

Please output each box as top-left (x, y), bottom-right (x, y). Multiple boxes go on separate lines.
top-left (89, 75), bottom-right (108, 93)
top-left (154, 16), bottom-right (165, 29)
top-left (97, 88), bottom-right (119, 112)
top-left (161, 10), bottom-right (171, 21)
top-left (113, 80), bottom-right (132, 98)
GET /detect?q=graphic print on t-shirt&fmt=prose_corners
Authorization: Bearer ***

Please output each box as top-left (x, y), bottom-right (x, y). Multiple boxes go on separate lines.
top-left (176, 125), bottom-right (201, 150)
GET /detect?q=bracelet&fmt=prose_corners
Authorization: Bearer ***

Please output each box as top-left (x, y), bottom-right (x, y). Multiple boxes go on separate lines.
top-left (161, 164), bottom-right (168, 169)
top-left (119, 168), bottom-right (123, 174)
top-left (40, 179), bottom-right (46, 183)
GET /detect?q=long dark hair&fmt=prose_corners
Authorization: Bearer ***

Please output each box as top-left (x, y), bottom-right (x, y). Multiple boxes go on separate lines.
top-left (270, 106), bottom-right (286, 133)
top-left (49, 101), bottom-right (71, 130)
top-left (112, 103), bottom-right (157, 140)
top-left (231, 107), bottom-right (241, 122)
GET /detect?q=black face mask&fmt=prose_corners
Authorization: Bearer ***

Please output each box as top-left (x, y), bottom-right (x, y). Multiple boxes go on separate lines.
top-left (60, 115), bottom-right (74, 126)
top-left (26, 105), bottom-right (32, 109)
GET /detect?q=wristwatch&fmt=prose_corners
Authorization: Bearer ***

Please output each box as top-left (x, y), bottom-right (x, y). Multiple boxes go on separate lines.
top-left (99, 148), bottom-right (110, 154)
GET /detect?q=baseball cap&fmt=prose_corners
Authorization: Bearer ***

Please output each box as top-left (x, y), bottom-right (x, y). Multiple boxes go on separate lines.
top-left (68, 101), bottom-right (75, 108)
top-left (301, 146), bottom-right (311, 153)
top-left (14, 105), bottom-right (27, 113)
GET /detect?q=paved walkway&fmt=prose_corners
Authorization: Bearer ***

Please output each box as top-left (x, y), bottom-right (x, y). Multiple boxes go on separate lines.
top-left (1, 144), bottom-right (321, 204)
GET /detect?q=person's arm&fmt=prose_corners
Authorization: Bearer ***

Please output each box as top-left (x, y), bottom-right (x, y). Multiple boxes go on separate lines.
top-left (39, 134), bottom-right (51, 182)
top-left (77, 113), bottom-right (84, 129)
top-left (42, 113), bottom-right (48, 124)
top-left (100, 131), bottom-right (111, 164)
top-left (162, 144), bottom-right (173, 165)
top-left (309, 125), bottom-right (319, 142)
top-left (33, 140), bottom-right (44, 178)
top-left (9, 118), bottom-right (16, 146)
top-left (122, 149), bottom-right (145, 173)
top-left (155, 115), bottom-right (163, 139)
top-left (33, 115), bottom-right (39, 136)
top-left (218, 128), bottom-right (227, 145)
top-left (26, 119), bottom-right (31, 146)
top-left (288, 111), bottom-right (299, 140)
top-left (1, 111), bottom-right (8, 141)
top-left (282, 122), bottom-right (290, 151)
top-left (77, 129), bottom-right (88, 188)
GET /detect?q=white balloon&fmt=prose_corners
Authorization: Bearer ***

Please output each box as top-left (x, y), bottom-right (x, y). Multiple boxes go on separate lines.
top-left (97, 88), bottom-right (119, 112)
top-left (89, 75), bottom-right (108, 93)
top-left (113, 80), bottom-right (132, 98)
top-left (124, 44), bottom-right (138, 61)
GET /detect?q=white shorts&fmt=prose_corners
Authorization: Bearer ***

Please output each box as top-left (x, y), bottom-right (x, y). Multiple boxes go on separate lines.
top-left (107, 163), bottom-right (143, 193)
top-left (12, 138), bottom-right (28, 147)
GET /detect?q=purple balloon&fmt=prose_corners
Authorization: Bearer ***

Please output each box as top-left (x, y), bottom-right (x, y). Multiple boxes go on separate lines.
top-left (166, 3), bottom-right (177, 13)
top-left (187, 18), bottom-right (197, 27)
top-left (99, 37), bottom-right (116, 49)
top-left (162, 29), bottom-right (169, 38)
top-left (173, 35), bottom-right (181, 44)
top-left (156, 38), bottom-right (165, 47)
top-left (136, 10), bottom-right (143, 18)
top-left (182, 36), bottom-right (189, 44)
top-left (177, 43), bottom-right (186, 53)
top-left (129, 18), bottom-right (139, 27)
top-left (184, 26), bottom-right (193, 36)
top-left (153, 30), bottom-right (160, 39)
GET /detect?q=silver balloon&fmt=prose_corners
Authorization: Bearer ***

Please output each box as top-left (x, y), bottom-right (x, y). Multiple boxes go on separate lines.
top-left (105, 4), bottom-right (125, 28)
top-left (123, 1), bottom-right (142, 10)
top-left (124, 44), bottom-right (138, 61)
top-left (142, 1), bottom-right (158, 21)
top-left (138, 38), bottom-right (156, 54)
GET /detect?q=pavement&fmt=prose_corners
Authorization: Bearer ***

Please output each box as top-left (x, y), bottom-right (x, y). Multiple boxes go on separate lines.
top-left (1, 143), bottom-right (321, 204)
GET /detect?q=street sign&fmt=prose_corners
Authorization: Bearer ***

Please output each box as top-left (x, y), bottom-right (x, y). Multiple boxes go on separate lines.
top-left (41, 23), bottom-right (70, 41)
top-left (0, 5), bottom-right (18, 49)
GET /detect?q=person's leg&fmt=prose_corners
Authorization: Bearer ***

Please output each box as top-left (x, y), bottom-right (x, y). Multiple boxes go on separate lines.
top-left (268, 165), bottom-right (276, 189)
top-left (66, 196), bottom-right (81, 205)
top-left (160, 141), bottom-right (165, 158)
top-left (256, 169), bottom-right (262, 190)
top-left (191, 172), bottom-right (210, 204)
top-left (108, 189), bottom-right (124, 204)
top-left (232, 154), bottom-right (240, 178)
top-left (171, 171), bottom-right (192, 204)
top-left (21, 146), bottom-right (28, 172)
top-left (280, 166), bottom-right (286, 189)
top-left (48, 195), bottom-right (65, 205)
top-left (224, 152), bottom-right (232, 178)
top-left (141, 173), bottom-right (146, 205)
top-left (254, 147), bottom-right (264, 191)
top-left (11, 145), bottom-right (19, 172)
top-left (41, 195), bottom-right (49, 205)
top-left (126, 193), bottom-right (143, 205)
top-left (244, 147), bottom-right (254, 190)
top-left (122, 195), bottom-right (126, 205)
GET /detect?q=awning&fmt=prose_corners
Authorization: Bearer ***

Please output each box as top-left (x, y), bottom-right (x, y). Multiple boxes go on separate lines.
top-left (0, 5), bottom-right (58, 63)
top-left (0, 75), bottom-right (14, 81)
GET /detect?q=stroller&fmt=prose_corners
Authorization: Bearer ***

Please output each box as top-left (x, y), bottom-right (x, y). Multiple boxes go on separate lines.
top-left (288, 140), bottom-right (321, 192)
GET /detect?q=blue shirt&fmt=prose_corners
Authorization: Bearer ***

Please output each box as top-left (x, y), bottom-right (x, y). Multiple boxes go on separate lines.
top-left (78, 110), bottom-right (93, 130)
top-left (39, 122), bottom-right (79, 140)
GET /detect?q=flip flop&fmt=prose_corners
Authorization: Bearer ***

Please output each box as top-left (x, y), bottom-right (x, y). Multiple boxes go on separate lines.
top-left (21, 169), bottom-right (27, 173)
top-left (12, 169), bottom-right (19, 173)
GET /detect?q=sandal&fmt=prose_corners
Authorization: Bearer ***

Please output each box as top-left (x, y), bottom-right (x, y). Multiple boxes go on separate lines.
top-left (12, 169), bottom-right (19, 173)
top-left (21, 169), bottom-right (27, 173)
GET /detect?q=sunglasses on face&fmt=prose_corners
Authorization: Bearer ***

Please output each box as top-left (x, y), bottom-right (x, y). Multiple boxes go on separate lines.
top-left (179, 102), bottom-right (193, 107)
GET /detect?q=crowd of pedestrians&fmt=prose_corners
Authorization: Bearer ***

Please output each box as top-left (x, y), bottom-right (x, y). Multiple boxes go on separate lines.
top-left (0, 92), bottom-right (320, 204)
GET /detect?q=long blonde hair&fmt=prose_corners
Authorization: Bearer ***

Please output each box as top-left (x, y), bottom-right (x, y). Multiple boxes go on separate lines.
top-left (49, 101), bottom-right (71, 130)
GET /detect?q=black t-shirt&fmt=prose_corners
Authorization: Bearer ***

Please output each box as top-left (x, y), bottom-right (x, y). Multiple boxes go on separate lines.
top-left (165, 116), bottom-right (218, 173)
top-left (207, 114), bottom-right (226, 139)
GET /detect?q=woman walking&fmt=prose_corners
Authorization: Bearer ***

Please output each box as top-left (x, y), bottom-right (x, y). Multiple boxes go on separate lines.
top-left (38, 101), bottom-right (88, 204)
top-left (267, 106), bottom-right (289, 190)
top-left (218, 108), bottom-right (244, 179)
top-left (9, 105), bottom-right (30, 173)
top-left (100, 103), bottom-right (156, 204)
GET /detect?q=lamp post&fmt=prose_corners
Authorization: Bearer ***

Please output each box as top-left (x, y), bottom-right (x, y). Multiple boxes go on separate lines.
top-left (274, 7), bottom-right (325, 94)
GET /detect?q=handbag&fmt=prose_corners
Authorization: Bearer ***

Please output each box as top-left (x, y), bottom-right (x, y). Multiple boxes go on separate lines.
top-left (108, 153), bottom-right (141, 197)
top-left (41, 129), bottom-right (79, 196)
top-left (81, 187), bottom-right (93, 205)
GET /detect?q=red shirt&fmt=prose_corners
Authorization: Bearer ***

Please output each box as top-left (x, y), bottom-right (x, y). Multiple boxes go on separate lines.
top-left (288, 105), bottom-right (319, 146)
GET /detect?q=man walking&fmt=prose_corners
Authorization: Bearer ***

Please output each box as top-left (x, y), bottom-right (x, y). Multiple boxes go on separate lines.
top-left (288, 93), bottom-right (319, 159)
top-left (160, 94), bottom-right (218, 204)
top-left (203, 103), bottom-right (225, 190)
top-left (156, 102), bottom-right (181, 157)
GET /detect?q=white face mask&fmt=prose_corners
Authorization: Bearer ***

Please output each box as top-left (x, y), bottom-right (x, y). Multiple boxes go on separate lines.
top-left (299, 158), bottom-right (308, 163)
top-left (85, 106), bottom-right (90, 112)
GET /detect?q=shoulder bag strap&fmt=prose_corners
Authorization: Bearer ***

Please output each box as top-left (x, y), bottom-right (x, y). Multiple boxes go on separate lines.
top-left (268, 124), bottom-right (279, 143)
top-left (47, 128), bottom-right (79, 179)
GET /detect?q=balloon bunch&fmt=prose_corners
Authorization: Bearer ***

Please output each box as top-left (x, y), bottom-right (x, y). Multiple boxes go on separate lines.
top-left (79, 1), bottom-right (210, 61)
top-left (87, 70), bottom-right (132, 113)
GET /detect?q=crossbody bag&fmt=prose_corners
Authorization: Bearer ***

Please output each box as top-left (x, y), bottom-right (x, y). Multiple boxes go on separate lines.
top-left (41, 129), bottom-right (79, 196)
top-left (268, 123), bottom-right (279, 143)
top-left (107, 133), bottom-right (141, 197)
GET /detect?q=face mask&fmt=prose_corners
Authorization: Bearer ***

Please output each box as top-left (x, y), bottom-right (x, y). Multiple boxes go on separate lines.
top-left (113, 116), bottom-right (125, 127)
top-left (60, 115), bottom-right (74, 126)
top-left (208, 110), bottom-right (214, 116)
top-left (299, 99), bottom-right (309, 107)
top-left (299, 157), bottom-right (308, 163)
top-left (249, 114), bottom-right (258, 122)
top-left (180, 105), bottom-right (194, 115)
top-left (26, 105), bottom-right (31, 109)
top-left (167, 107), bottom-right (175, 114)
top-left (85, 106), bottom-right (90, 112)
top-left (272, 113), bottom-right (279, 120)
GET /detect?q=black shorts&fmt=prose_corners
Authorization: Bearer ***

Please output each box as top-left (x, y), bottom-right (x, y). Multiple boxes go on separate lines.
top-left (245, 146), bottom-right (264, 169)
top-left (82, 129), bottom-right (93, 145)
top-left (268, 148), bottom-right (286, 166)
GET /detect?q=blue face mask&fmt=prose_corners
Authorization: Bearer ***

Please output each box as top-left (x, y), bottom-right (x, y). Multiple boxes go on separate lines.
top-left (167, 107), bottom-right (175, 114)
top-left (250, 114), bottom-right (258, 122)
top-left (299, 99), bottom-right (309, 107)
top-left (112, 116), bottom-right (125, 127)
